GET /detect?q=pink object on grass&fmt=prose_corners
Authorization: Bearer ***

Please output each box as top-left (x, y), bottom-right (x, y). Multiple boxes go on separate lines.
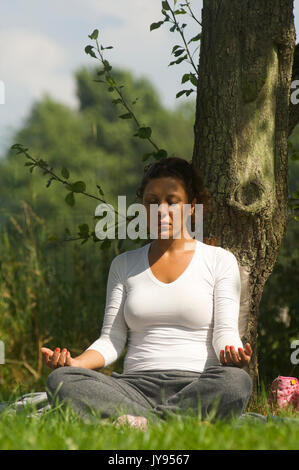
top-left (267, 376), bottom-right (299, 410)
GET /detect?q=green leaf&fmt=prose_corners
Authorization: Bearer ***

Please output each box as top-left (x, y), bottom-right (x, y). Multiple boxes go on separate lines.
top-left (189, 74), bottom-right (198, 87)
top-left (171, 45), bottom-right (181, 54)
top-left (103, 60), bottom-right (112, 71)
top-left (173, 48), bottom-right (185, 57)
top-left (150, 21), bottom-right (164, 31)
top-left (37, 158), bottom-right (48, 167)
top-left (153, 149), bottom-right (168, 160)
top-left (181, 73), bottom-right (190, 84)
top-left (176, 90), bottom-right (187, 98)
top-left (169, 54), bottom-right (188, 66)
top-left (65, 192), bottom-right (75, 207)
top-left (185, 89), bottom-right (194, 97)
top-left (106, 76), bottom-right (116, 87)
top-left (85, 45), bottom-right (97, 59)
top-left (88, 29), bottom-right (99, 40)
top-left (119, 113), bottom-right (132, 119)
top-left (162, 1), bottom-right (170, 10)
top-left (169, 24), bottom-right (177, 32)
top-left (96, 184), bottom-right (104, 196)
top-left (188, 33), bottom-right (202, 44)
top-left (292, 191), bottom-right (299, 199)
top-left (78, 223), bottom-right (89, 236)
top-left (61, 167), bottom-right (70, 179)
top-left (24, 162), bottom-right (34, 167)
top-left (71, 181), bottom-right (86, 193)
top-left (112, 98), bottom-right (122, 105)
top-left (46, 177), bottom-right (54, 188)
top-left (134, 127), bottom-right (152, 139)
top-left (174, 9), bottom-right (187, 14)
top-left (176, 89), bottom-right (195, 98)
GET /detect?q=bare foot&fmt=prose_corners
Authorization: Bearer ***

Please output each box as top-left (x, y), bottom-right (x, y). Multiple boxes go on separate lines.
top-left (113, 414), bottom-right (148, 431)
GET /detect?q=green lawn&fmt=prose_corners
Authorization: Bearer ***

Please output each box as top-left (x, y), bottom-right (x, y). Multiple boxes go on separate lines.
top-left (0, 399), bottom-right (298, 450)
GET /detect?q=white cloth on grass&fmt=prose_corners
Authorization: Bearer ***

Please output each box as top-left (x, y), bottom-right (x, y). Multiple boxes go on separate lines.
top-left (0, 392), bottom-right (50, 417)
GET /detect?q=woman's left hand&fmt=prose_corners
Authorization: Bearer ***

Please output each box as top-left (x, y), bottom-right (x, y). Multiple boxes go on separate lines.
top-left (220, 343), bottom-right (252, 368)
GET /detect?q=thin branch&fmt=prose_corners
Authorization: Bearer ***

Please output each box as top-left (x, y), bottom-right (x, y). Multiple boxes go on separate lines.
top-left (14, 146), bottom-right (129, 224)
top-left (5, 359), bottom-right (40, 380)
top-left (94, 39), bottom-right (160, 153)
top-left (184, 0), bottom-right (202, 27)
top-left (169, 6), bottom-right (198, 76)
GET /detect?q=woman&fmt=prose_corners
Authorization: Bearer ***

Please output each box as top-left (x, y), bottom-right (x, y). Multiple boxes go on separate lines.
top-left (42, 157), bottom-right (253, 430)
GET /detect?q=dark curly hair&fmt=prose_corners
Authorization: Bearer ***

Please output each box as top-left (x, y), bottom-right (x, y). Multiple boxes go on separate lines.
top-left (135, 156), bottom-right (216, 244)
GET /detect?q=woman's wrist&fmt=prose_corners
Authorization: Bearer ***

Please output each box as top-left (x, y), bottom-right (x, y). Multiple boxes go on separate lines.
top-left (74, 349), bottom-right (105, 370)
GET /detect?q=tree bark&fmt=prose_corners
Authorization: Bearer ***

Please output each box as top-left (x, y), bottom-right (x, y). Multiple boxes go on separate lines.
top-left (193, 0), bottom-right (295, 403)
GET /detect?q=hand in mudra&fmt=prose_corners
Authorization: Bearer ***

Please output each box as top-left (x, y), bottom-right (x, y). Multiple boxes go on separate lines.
top-left (40, 347), bottom-right (81, 370)
top-left (220, 343), bottom-right (252, 368)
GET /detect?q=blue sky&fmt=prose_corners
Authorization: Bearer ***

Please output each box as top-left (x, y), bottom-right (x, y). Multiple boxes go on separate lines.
top-left (0, 0), bottom-right (298, 157)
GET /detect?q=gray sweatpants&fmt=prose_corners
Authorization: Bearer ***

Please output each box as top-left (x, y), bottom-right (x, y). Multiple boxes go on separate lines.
top-left (46, 365), bottom-right (253, 424)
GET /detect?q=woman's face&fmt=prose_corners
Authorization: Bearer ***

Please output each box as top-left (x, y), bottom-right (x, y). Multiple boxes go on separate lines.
top-left (142, 176), bottom-right (195, 239)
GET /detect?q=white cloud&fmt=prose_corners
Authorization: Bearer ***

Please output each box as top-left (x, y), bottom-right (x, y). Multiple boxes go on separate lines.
top-left (0, 28), bottom-right (77, 108)
top-left (62, 0), bottom-right (162, 24)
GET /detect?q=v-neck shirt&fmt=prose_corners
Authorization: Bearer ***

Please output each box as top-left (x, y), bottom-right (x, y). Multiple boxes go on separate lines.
top-left (86, 239), bottom-right (244, 374)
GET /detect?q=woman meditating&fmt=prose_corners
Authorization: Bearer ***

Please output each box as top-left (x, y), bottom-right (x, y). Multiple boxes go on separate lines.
top-left (41, 157), bottom-right (253, 430)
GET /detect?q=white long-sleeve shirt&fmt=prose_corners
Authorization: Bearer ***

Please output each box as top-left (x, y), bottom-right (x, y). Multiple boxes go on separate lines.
top-left (86, 239), bottom-right (244, 373)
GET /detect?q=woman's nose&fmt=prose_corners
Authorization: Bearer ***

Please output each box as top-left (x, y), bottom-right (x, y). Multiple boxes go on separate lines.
top-left (157, 203), bottom-right (171, 219)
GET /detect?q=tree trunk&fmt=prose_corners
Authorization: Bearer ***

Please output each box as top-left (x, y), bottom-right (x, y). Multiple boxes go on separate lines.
top-left (193, 0), bottom-right (295, 403)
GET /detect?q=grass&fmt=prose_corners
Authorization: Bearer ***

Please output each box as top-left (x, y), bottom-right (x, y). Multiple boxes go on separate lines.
top-left (0, 390), bottom-right (298, 450)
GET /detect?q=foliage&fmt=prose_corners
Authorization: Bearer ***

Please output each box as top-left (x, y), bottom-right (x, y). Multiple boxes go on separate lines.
top-left (0, 396), bottom-right (299, 450)
top-left (0, 66), bottom-right (195, 243)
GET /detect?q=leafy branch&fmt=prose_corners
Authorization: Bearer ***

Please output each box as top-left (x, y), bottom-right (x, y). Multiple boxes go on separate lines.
top-left (85, 29), bottom-right (168, 163)
top-left (183, 0), bottom-right (202, 27)
top-left (150, 0), bottom-right (201, 99)
top-left (10, 143), bottom-right (140, 247)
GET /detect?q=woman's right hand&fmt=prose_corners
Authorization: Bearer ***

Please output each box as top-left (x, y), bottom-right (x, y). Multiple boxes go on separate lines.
top-left (40, 347), bottom-right (81, 369)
